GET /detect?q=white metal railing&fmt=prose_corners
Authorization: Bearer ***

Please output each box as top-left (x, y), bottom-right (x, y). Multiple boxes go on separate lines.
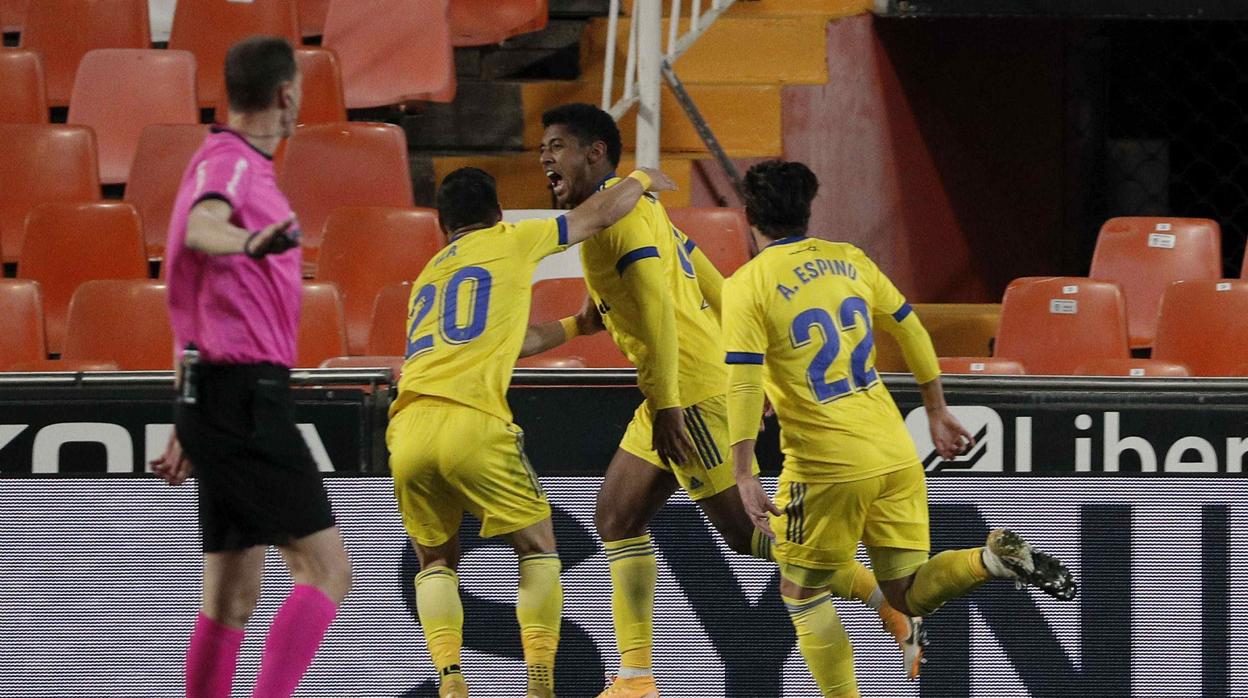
top-left (601, 0), bottom-right (738, 168)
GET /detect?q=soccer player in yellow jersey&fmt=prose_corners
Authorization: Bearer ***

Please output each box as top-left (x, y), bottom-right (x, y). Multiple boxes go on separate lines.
top-left (539, 104), bottom-right (913, 697)
top-left (387, 165), bottom-right (676, 698)
top-left (724, 161), bottom-right (1078, 696)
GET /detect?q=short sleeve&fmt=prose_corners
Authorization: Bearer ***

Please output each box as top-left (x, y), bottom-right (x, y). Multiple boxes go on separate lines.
top-left (513, 217), bottom-right (569, 263)
top-left (722, 273), bottom-right (768, 365)
top-left (189, 151), bottom-right (253, 211)
top-left (601, 203), bottom-right (660, 275)
top-left (856, 248), bottom-right (912, 324)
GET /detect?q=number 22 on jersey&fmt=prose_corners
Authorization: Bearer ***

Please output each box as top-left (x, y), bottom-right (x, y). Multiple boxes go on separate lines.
top-left (790, 295), bottom-right (878, 402)
top-left (406, 266), bottom-right (493, 358)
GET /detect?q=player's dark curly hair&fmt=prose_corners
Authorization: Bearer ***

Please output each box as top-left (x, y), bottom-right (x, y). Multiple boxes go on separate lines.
top-left (436, 167), bottom-right (501, 234)
top-left (225, 36), bottom-right (297, 114)
top-left (541, 103), bottom-right (623, 167)
top-left (743, 160), bottom-right (820, 239)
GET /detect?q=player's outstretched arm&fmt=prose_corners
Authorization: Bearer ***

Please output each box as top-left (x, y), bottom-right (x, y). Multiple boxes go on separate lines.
top-left (518, 297), bottom-right (605, 358)
top-left (689, 244), bottom-right (725, 322)
top-left (728, 362), bottom-right (778, 536)
top-left (561, 168), bottom-right (677, 245)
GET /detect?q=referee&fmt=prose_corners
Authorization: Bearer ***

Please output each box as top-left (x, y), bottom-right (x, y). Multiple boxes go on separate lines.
top-left (151, 37), bottom-right (351, 698)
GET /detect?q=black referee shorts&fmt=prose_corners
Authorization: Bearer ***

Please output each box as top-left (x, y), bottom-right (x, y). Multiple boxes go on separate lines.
top-left (175, 363), bottom-right (336, 553)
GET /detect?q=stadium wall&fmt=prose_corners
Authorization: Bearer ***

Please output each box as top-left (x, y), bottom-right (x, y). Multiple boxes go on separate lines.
top-left (1, 476), bottom-right (1243, 696)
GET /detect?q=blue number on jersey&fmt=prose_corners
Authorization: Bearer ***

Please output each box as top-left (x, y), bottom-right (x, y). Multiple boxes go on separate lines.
top-left (672, 226), bottom-right (696, 278)
top-left (789, 296), bottom-right (878, 402)
top-left (404, 266), bottom-right (493, 358)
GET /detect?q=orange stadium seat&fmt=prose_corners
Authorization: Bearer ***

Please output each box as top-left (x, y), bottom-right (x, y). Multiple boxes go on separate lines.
top-left (0, 279), bottom-right (46, 369)
top-left (316, 207), bottom-right (442, 355)
top-left (1074, 358), bottom-right (1191, 377)
top-left (1, 0), bottom-right (29, 33)
top-left (17, 202), bottom-right (148, 354)
top-left (667, 207), bottom-right (751, 276)
top-left (938, 357), bottom-right (1026, 375)
top-left (67, 49), bottom-right (198, 185)
top-left (0, 49), bottom-right (47, 123)
top-left (323, 0), bottom-right (456, 107)
top-left (19, 0), bottom-right (150, 107)
top-left (448, 0), bottom-right (548, 46)
top-left (1152, 280), bottom-right (1248, 376)
top-left (1090, 217), bottom-right (1221, 349)
top-left (299, 0), bottom-right (329, 37)
top-left (994, 277), bottom-right (1130, 375)
top-left (62, 280), bottom-right (172, 370)
top-left (517, 278), bottom-right (632, 368)
top-left (278, 123), bottom-right (415, 262)
top-left (366, 282), bottom-right (411, 356)
top-left (293, 48), bottom-right (347, 125)
top-left (169, 0), bottom-right (299, 110)
top-left (124, 124), bottom-right (209, 259)
top-left (9, 358), bottom-right (120, 372)
top-left (298, 282), bottom-right (349, 368)
top-left (873, 303), bottom-right (1001, 372)
top-left (319, 355), bottom-right (404, 383)
top-left (0, 124), bottom-right (101, 264)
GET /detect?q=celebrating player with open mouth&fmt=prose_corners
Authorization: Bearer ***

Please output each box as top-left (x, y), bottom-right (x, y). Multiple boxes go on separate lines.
top-left (724, 160), bottom-right (1078, 696)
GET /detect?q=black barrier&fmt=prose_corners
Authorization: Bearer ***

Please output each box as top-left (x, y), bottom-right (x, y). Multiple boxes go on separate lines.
top-left (2, 369), bottom-right (1247, 476)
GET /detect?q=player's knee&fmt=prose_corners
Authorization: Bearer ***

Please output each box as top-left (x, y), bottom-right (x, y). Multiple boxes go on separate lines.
top-left (594, 495), bottom-right (644, 540)
top-left (320, 546), bottom-right (353, 604)
top-left (206, 583), bottom-right (261, 628)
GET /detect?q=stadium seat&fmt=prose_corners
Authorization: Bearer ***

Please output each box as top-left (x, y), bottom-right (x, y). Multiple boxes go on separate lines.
top-left (1074, 358), bottom-right (1191, 377)
top-left (168, 0), bottom-right (299, 109)
top-left (19, 0), bottom-right (151, 107)
top-left (278, 123), bottom-right (415, 263)
top-left (319, 355), bottom-right (404, 383)
top-left (1090, 217), bottom-right (1221, 348)
top-left (1152, 280), bottom-right (1248, 376)
top-left (61, 280), bottom-right (172, 370)
top-left (299, 0), bottom-right (329, 37)
top-left (667, 207), bottom-right (751, 276)
top-left (67, 49), bottom-right (199, 185)
top-left (17, 202), bottom-right (148, 354)
top-left (8, 358), bottom-right (120, 372)
top-left (316, 207), bottom-right (442, 355)
top-left (124, 124), bottom-right (210, 259)
top-left (0, 124), bottom-right (101, 264)
top-left (517, 278), bottom-right (632, 368)
top-left (298, 282), bottom-right (349, 368)
top-left (994, 277), bottom-right (1130, 375)
top-left (292, 48), bottom-right (347, 125)
top-left (873, 303), bottom-right (1001, 373)
top-left (1, 0), bottom-right (29, 33)
top-left (448, 0), bottom-right (548, 47)
top-left (0, 49), bottom-right (48, 123)
top-left (938, 357), bottom-right (1026, 375)
top-left (322, 0), bottom-right (456, 107)
top-left (367, 282), bottom-right (411, 356)
top-left (0, 279), bottom-right (45, 369)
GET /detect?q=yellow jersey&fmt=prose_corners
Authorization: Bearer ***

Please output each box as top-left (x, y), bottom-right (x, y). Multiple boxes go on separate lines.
top-left (580, 176), bottom-right (725, 409)
top-left (391, 217), bottom-right (569, 423)
top-left (722, 236), bottom-right (934, 482)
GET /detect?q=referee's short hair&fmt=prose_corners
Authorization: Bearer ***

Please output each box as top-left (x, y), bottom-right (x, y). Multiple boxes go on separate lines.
top-left (743, 160), bottom-right (820, 239)
top-left (437, 167), bottom-right (502, 235)
top-left (225, 36), bottom-right (297, 114)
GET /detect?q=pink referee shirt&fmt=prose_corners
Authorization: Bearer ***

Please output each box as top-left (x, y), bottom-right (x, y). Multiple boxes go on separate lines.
top-left (165, 127), bottom-right (302, 367)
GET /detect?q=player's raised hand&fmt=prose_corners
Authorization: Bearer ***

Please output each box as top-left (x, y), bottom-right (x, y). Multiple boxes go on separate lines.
top-left (928, 407), bottom-right (974, 461)
top-left (652, 406), bottom-right (695, 467)
top-left (737, 475), bottom-right (780, 539)
top-left (637, 167), bottom-right (678, 192)
top-left (151, 432), bottom-right (192, 486)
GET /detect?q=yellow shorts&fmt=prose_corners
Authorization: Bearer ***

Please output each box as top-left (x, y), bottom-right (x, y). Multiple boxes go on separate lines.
top-left (618, 393), bottom-right (758, 501)
top-left (771, 462), bottom-right (930, 574)
top-left (387, 397), bottom-right (550, 547)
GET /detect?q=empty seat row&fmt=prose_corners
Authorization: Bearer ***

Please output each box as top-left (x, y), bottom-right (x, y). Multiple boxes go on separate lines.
top-left (937, 356), bottom-right (1193, 377)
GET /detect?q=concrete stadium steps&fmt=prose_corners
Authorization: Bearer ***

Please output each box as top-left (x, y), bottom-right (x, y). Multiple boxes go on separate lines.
top-left (521, 80), bottom-right (782, 155)
top-left (429, 151), bottom-right (696, 209)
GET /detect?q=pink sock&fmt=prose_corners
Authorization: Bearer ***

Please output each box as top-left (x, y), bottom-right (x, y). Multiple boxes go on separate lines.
top-left (186, 612), bottom-right (245, 698)
top-left (252, 584), bottom-right (338, 698)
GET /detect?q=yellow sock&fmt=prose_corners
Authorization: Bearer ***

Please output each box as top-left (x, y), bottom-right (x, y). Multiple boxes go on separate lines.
top-left (415, 565), bottom-right (463, 679)
top-left (517, 553), bottom-right (562, 689)
top-left (783, 592), bottom-right (860, 697)
top-left (905, 547), bottom-right (991, 616)
top-left (750, 528), bottom-right (775, 561)
top-left (604, 534), bottom-right (656, 672)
